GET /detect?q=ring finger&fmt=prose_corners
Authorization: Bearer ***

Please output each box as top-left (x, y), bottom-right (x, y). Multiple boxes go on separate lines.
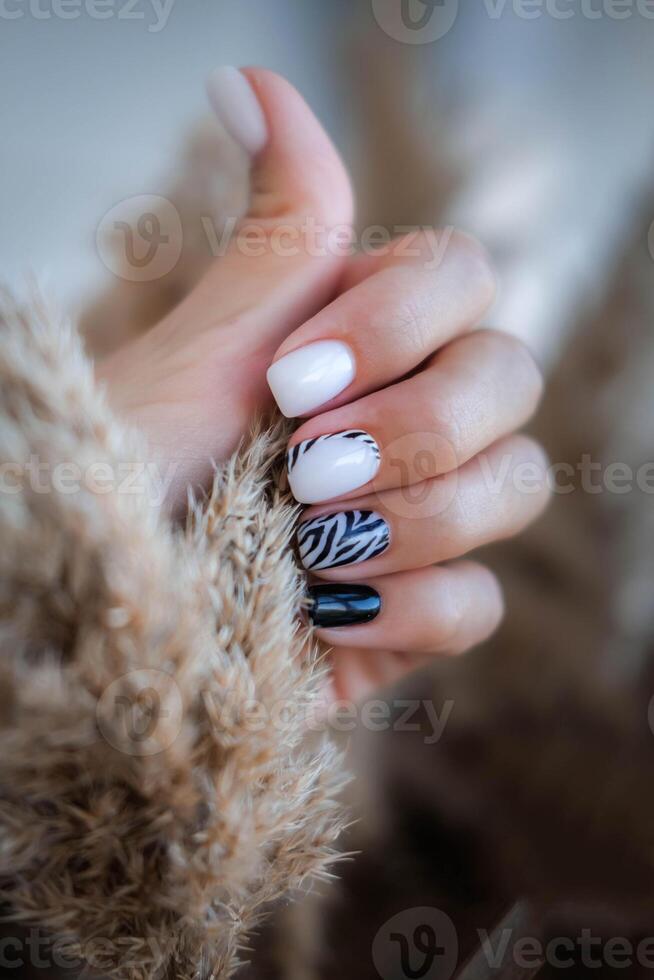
top-left (296, 434), bottom-right (550, 577)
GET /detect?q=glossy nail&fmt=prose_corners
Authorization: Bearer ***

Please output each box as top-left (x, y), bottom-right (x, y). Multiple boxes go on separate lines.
top-left (287, 430), bottom-right (380, 504)
top-left (267, 340), bottom-right (356, 418)
top-left (308, 584), bottom-right (381, 628)
top-left (206, 66), bottom-right (268, 155)
top-left (298, 509), bottom-right (390, 571)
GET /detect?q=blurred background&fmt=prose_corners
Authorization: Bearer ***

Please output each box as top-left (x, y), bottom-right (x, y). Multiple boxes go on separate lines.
top-left (3, 1), bottom-right (654, 977)
top-left (2, 0), bottom-right (654, 362)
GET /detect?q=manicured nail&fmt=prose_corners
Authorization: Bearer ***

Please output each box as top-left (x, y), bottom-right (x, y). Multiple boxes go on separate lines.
top-left (308, 584), bottom-right (381, 628)
top-left (298, 509), bottom-right (390, 571)
top-left (287, 430), bottom-right (380, 504)
top-left (206, 66), bottom-right (268, 155)
top-left (267, 340), bottom-right (356, 418)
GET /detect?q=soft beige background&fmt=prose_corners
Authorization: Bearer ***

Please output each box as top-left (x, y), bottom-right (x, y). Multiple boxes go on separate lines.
top-left (2, 0), bottom-right (654, 369)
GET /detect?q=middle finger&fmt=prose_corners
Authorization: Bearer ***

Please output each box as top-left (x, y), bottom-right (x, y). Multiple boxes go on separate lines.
top-left (286, 329), bottom-right (543, 505)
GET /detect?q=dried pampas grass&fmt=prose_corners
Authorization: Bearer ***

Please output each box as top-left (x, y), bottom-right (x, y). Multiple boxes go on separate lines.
top-left (0, 290), bottom-right (347, 979)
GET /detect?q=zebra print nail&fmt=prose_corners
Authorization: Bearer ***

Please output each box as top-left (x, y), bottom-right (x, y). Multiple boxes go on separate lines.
top-left (287, 430), bottom-right (381, 504)
top-left (297, 510), bottom-right (390, 571)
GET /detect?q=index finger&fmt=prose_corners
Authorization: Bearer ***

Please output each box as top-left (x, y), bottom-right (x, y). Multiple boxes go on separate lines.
top-left (266, 229), bottom-right (496, 418)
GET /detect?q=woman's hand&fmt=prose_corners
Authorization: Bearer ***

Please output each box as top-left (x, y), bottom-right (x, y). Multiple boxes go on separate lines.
top-left (98, 68), bottom-right (549, 703)
top-left (268, 232), bottom-right (549, 702)
top-left (97, 67), bottom-right (354, 506)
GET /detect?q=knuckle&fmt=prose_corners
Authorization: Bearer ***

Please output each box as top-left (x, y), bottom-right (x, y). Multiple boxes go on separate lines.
top-left (503, 333), bottom-right (545, 406)
top-left (448, 229), bottom-right (497, 299)
top-left (431, 593), bottom-right (466, 651)
top-left (513, 433), bottom-right (550, 473)
top-left (429, 562), bottom-right (505, 653)
top-left (438, 489), bottom-right (478, 555)
top-left (427, 394), bottom-right (465, 461)
top-left (387, 227), bottom-right (494, 282)
top-left (391, 228), bottom-right (444, 266)
top-left (477, 565), bottom-right (506, 636)
top-left (481, 329), bottom-right (544, 392)
top-left (507, 435), bottom-right (553, 519)
top-left (385, 291), bottom-right (434, 359)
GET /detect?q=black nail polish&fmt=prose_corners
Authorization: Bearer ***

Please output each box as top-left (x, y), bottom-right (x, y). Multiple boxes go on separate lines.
top-left (307, 584), bottom-right (381, 628)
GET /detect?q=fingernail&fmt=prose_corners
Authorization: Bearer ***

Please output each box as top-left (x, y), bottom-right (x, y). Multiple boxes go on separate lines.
top-left (287, 430), bottom-right (380, 504)
top-left (267, 340), bottom-right (356, 418)
top-left (206, 66), bottom-right (268, 156)
top-left (298, 509), bottom-right (390, 571)
top-left (308, 584), bottom-right (381, 628)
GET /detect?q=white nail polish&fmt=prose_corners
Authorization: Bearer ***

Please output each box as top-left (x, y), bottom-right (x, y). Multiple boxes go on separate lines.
top-left (287, 430), bottom-right (380, 504)
top-left (267, 341), bottom-right (356, 418)
top-left (206, 66), bottom-right (268, 156)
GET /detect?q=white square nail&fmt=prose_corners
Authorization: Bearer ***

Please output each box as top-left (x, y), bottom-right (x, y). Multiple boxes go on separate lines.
top-left (267, 340), bottom-right (356, 418)
top-left (287, 430), bottom-right (380, 504)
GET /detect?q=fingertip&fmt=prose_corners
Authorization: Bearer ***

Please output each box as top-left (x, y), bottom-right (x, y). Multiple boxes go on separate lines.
top-left (239, 67), bottom-right (355, 226)
top-left (206, 66), bottom-right (268, 156)
top-left (474, 563), bottom-right (506, 638)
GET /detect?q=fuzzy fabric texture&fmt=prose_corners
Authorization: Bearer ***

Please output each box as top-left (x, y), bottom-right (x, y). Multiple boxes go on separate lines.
top-left (0, 290), bottom-right (347, 979)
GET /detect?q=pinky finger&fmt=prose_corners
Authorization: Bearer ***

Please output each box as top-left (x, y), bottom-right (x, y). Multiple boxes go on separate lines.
top-left (310, 560), bottom-right (504, 656)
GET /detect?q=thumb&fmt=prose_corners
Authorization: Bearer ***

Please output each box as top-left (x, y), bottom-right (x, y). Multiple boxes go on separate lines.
top-left (209, 66), bottom-right (354, 225)
top-left (189, 66), bottom-right (354, 326)
top-left (115, 69), bottom-right (354, 508)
